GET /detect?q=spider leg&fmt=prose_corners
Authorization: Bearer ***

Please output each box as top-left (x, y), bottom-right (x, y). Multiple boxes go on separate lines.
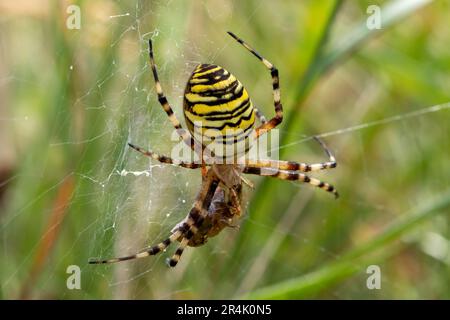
top-left (88, 229), bottom-right (183, 264)
top-left (254, 106), bottom-right (267, 124)
top-left (242, 166), bottom-right (339, 198)
top-left (128, 143), bottom-right (202, 169)
top-left (236, 170), bottom-right (255, 189)
top-left (148, 40), bottom-right (212, 160)
top-left (244, 158), bottom-right (336, 172)
top-left (227, 31), bottom-right (282, 138)
top-left (313, 136), bottom-right (336, 164)
top-left (229, 187), bottom-right (242, 216)
top-left (167, 237), bottom-right (190, 267)
top-left (168, 177), bottom-right (243, 265)
top-left (167, 172), bottom-right (220, 267)
top-left (244, 136), bottom-right (337, 172)
top-left (89, 170), bottom-right (220, 266)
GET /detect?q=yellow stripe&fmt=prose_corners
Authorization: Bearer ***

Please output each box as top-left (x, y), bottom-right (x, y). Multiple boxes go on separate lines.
top-left (192, 66), bottom-right (222, 78)
top-left (185, 105), bottom-right (253, 128)
top-left (214, 125), bottom-right (254, 141)
top-left (190, 120), bottom-right (254, 141)
top-left (191, 74), bottom-right (236, 93)
top-left (189, 77), bottom-right (210, 84)
top-left (185, 93), bottom-right (221, 103)
top-left (136, 252), bottom-right (149, 258)
top-left (187, 111), bottom-right (255, 138)
top-left (190, 88), bottom-right (249, 114)
top-left (185, 91), bottom-right (236, 103)
top-left (185, 82), bottom-right (244, 105)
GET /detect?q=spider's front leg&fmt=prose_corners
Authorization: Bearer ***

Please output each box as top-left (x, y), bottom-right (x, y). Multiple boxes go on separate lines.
top-left (147, 39), bottom-right (213, 161)
top-left (227, 31), bottom-right (283, 138)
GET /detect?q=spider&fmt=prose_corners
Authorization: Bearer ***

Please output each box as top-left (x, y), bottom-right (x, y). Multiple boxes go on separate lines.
top-left (89, 31), bottom-right (338, 268)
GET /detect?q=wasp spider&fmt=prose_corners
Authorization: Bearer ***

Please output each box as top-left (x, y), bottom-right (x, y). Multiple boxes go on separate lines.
top-left (89, 32), bottom-right (338, 267)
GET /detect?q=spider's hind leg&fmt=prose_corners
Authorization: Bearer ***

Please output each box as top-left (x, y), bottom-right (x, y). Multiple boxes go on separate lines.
top-left (167, 237), bottom-right (190, 267)
top-left (242, 166), bottom-right (339, 198)
top-left (88, 229), bottom-right (182, 264)
top-left (166, 173), bottom-right (221, 267)
top-left (90, 168), bottom-right (221, 267)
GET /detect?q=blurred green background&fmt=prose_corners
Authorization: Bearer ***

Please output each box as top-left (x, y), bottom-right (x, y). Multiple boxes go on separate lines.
top-left (0, 0), bottom-right (449, 299)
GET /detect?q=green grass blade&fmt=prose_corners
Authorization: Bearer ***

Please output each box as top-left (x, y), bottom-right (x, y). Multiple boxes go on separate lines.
top-left (244, 189), bottom-right (450, 299)
top-left (319, 0), bottom-right (433, 77)
top-left (284, 0), bottom-right (433, 130)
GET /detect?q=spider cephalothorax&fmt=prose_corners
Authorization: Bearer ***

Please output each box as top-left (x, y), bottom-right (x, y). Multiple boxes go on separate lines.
top-left (89, 32), bottom-right (338, 268)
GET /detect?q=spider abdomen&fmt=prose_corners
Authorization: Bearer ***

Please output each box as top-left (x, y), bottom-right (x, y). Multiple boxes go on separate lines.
top-left (183, 64), bottom-right (255, 161)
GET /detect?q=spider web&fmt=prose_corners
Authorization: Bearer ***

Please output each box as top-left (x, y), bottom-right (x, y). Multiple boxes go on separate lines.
top-left (1, 0), bottom-right (449, 300)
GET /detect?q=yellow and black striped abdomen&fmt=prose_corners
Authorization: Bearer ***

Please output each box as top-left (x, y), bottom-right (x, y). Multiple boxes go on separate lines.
top-left (183, 64), bottom-right (255, 161)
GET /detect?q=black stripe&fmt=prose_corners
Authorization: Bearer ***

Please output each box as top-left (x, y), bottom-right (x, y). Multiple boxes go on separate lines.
top-left (216, 134), bottom-right (251, 146)
top-left (189, 137), bottom-right (195, 149)
top-left (195, 216), bottom-right (204, 228)
top-left (191, 110), bottom-right (254, 130)
top-left (212, 126), bottom-right (254, 145)
top-left (202, 100), bottom-right (251, 121)
top-left (150, 246), bottom-right (161, 255)
top-left (168, 259), bottom-right (178, 267)
top-left (203, 180), bottom-right (219, 210)
top-left (197, 80), bottom-right (240, 97)
top-left (270, 68), bottom-right (278, 78)
top-left (151, 66), bottom-right (159, 82)
top-left (196, 64), bottom-right (217, 73)
top-left (187, 179), bottom-right (219, 231)
top-left (189, 208), bottom-right (201, 224)
top-left (159, 96), bottom-right (169, 106)
top-left (177, 223), bottom-right (189, 233)
top-left (209, 122), bottom-right (254, 139)
top-left (273, 82), bottom-right (280, 90)
top-left (193, 68), bottom-right (225, 80)
top-left (184, 80), bottom-right (244, 107)
top-left (243, 167), bottom-right (261, 175)
top-left (191, 71), bottom-right (231, 86)
top-left (185, 230), bottom-right (194, 239)
top-left (287, 161), bottom-right (300, 171)
top-left (158, 155), bottom-right (172, 163)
